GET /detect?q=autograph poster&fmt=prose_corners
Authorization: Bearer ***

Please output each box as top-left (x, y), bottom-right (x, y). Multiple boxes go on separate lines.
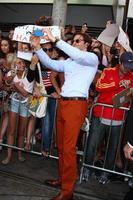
top-left (13, 25), bottom-right (61, 44)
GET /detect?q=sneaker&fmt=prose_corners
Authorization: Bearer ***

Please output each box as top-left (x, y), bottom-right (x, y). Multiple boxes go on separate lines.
top-left (98, 172), bottom-right (110, 184)
top-left (82, 167), bottom-right (92, 181)
top-left (2, 157), bottom-right (11, 165)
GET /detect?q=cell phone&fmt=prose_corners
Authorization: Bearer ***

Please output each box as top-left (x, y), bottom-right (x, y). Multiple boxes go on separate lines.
top-left (32, 29), bottom-right (43, 37)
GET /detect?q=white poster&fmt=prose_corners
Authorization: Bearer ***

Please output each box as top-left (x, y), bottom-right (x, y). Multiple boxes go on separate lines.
top-left (97, 23), bottom-right (132, 51)
top-left (118, 27), bottom-right (132, 52)
top-left (97, 24), bottom-right (119, 47)
top-left (13, 25), bottom-right (61, 44)
top-left (16, 42), bottom-right (33, 61)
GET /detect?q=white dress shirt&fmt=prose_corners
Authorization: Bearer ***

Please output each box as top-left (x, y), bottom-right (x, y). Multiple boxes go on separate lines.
top-left (36, 40), bottom-right (98, 98)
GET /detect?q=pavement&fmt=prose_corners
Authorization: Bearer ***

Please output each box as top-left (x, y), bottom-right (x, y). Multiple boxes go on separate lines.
top-left (0, 146), bottom-right (130, 200)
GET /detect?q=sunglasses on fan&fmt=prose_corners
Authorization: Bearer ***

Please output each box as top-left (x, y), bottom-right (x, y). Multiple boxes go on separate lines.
top-left (43, 47), bottom-right (53, 52)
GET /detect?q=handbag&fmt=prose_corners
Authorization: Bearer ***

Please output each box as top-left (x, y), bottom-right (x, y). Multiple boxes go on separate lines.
top-left (27, 63), bottom-right (48, 118)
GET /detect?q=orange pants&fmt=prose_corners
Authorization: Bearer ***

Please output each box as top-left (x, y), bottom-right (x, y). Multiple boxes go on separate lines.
top-left (56, 99), bottom-right (88, 195)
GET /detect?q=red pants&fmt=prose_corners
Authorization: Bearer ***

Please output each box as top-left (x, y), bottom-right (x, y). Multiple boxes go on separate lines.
top-left (56, 99), bottom-right (88, 195)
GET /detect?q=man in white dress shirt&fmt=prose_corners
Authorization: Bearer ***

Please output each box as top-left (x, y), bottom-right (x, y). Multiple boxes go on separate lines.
top-left (30, 30), bottom-right (98, 200)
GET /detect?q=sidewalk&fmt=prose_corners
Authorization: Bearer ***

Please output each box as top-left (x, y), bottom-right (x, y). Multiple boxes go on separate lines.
top-left (0, 149), bottom-right (129, 200)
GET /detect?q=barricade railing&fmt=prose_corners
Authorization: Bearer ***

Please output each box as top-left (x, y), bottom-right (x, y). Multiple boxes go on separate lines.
top-left (79, 102), bottom-right (133, 183)
top-left (1, 99), bottom-right (132, 183)
top-left (0, 94), bottom-right (59, 160)
top-left (0, 93), bottom-right (86, 160)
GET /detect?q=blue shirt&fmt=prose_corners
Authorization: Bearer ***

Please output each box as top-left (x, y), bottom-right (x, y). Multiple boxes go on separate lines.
top-left (36, 40), bottom-right (98, 98)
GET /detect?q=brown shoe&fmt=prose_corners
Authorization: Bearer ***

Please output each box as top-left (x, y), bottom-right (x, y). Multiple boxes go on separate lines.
top-left (50, 192), bottom-right (73, 200)
top-left (44, 179), bottom-right (61, 188)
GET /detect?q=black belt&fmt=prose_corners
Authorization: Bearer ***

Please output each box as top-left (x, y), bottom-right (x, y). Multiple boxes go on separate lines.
top-left (61, 96), bottom-right (87, 101)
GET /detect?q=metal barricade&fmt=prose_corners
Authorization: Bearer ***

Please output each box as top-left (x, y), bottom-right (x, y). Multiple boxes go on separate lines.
top-left (79, 103), bottom-right (133, 183)
top-left (0, 92), bottom-right (92, 160)
top-left (0, 93), bottom-right (83, 160)
top-left (1, 97), bottom-right (133, 184)
top-left (0, 94), bottom-right (58, 160)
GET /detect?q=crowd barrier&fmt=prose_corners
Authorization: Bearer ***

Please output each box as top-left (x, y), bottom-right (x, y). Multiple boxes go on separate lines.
top-left (0, 94), bottom-right (58, 159)
top-left (0, 94), bottom-right (90, 159)
top-left (0, 99), bottom-right (133, 183)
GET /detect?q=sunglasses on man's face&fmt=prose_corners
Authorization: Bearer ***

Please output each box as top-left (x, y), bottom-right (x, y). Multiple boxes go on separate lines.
top-left (72, 39), bottom-right (84, 44)
top-left (43, 47), bottom-right (53, 52)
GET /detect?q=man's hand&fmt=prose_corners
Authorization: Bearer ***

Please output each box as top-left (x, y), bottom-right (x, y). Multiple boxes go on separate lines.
top-left (42, 28), bottom-right (56, 43)
top-left (124, 143), bottom-right (133, 161)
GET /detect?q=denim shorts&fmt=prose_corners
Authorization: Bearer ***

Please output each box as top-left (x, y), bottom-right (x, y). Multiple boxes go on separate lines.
top-left (9, 99), bottom-right (30, 117)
